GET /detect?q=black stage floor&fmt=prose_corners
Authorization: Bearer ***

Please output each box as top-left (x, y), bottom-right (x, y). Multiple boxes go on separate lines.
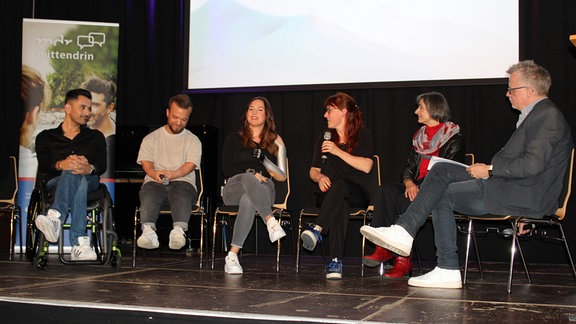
top-left (1, 247), bottom-right (576, 323)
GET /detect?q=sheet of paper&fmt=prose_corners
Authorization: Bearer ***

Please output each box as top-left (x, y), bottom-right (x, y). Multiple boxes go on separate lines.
top-left (427, 156), bottom-right (469, 170)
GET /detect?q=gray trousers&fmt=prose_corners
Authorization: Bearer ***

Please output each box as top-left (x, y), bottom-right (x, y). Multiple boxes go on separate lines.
top-left (139, 181), bottom-right (197, 231)
top-left (223, 173), bottom-right (275, 248)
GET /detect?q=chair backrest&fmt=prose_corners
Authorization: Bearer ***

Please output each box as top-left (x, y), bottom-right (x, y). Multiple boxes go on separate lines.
top-left (555, 148), bottom-right (574, 220)
top-left (465, 153), bottom-right (475, 165)
top-left (363, 155), bottom-right (381, 212)
top-left (372, 154), bottom-right (382, 187)
top-left (0, 156), bottom-right (18, 205)
top-left (194, 167), bottom-right (204, 211)
top-left (272, 158), bottom-right (290, 209)
top-left (365, 154), bottom-right (382, 200)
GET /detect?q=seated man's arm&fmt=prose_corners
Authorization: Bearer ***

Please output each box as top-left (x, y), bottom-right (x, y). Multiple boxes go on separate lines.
top-left (164, 162), bottom-right (196, 181)
top-left (141, 160), bottom-right (161, 183)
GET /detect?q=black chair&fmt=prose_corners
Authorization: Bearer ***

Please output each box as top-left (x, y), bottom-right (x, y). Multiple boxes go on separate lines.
top-left (462, 148), bottom-right (576, 293)
top-left (0, 156), bottom-right (21, 261)
top-left (296, 155), bottom-right (381, 276)
top-left (132, 167), bottom-right (206, 268)
top-left (211, 158), bottom-right (291, 272)
top-left (26, 174), bottom-right (120, 270)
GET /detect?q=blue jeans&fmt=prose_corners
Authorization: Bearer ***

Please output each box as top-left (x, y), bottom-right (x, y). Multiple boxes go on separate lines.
top-left (138, 181), bottom-right (197, 231)
top-left (222, 173), bottom-right (275, 248)
top-left (47, 171), bottom-right (100, 245)
top-left (395, 163), bottom-right (487, 269)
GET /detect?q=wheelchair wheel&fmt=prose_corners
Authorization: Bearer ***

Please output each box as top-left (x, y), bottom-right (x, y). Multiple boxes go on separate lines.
top-left (25, 188), bottom-right (43, 261)
top-left (32, 235), bottom-right (49, 270)
top-left (110, 251), bottom-right (122, 270)
top-left (34, 255), bottom-right (48, 270)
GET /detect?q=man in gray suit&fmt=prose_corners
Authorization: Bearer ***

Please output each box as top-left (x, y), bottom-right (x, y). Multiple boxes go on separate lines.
top-left (360, 60), bottom-right (573, 289)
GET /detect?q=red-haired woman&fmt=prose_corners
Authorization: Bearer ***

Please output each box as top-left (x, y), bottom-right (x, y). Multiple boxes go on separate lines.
top-left (301, 92), bottom-right (375, 280)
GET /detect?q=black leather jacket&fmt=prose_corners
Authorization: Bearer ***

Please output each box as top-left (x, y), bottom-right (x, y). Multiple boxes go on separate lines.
top-left (401, 133), bottom-right (465, 185)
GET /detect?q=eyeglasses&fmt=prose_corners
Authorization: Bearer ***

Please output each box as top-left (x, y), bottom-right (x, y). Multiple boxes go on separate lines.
top-left (507, 86), bottom-right (528, 94)
top-left (325, 107), bottom-right (340, 113)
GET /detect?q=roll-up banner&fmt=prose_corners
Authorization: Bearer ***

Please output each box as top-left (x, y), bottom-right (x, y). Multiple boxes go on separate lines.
top-left (19, 19), bottom-right (119, 251)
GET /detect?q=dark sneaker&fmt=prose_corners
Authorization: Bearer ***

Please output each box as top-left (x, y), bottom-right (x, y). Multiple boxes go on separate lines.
top-left (326, 257), bottom-right (343, 280)
top-left (301, 225), bottom-right (322, 251)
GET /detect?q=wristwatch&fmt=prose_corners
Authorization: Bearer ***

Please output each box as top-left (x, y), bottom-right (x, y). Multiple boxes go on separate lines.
top-left (488, 165), bottom-right (493, 177)
top-left (90, 164), bottom-right (96, 175)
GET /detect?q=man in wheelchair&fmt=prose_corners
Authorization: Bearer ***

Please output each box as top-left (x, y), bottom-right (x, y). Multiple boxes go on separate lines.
top-left (34, 88), bottom-right (107, 261)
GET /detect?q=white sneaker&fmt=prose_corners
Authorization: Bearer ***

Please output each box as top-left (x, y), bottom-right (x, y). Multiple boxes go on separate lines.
top-left (360, 225), bottom-right (413, 257)
top-left (224, 251), bottom-right (243, 274)
top-left (169, 226), bottom-right (187, 250)
top-left (266, 217), bottom-right (286, 243)
top-left (137, 224), bottom-right (159, 249)
top-left (70, 236), bottom-right (97, 261)
top-left (408, 266), bottom-right (462, 289)
top-left (35, 209), bottom-right (61, 243)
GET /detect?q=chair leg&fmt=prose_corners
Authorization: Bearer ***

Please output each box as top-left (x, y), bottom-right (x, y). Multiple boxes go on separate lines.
top-left (211, 211), bottom-right (218, 270)
top-left (361, 213), bottom-right (366, 277)
top-left (515, 235), bottom-right (531, 283)
top-left (253, 219), bottom-right (258, 255)
top-left (18, 206), bottom-right (23, 257)
top-left (413, 241), bottom-right (423, 274)
top-left (9, 209), bottom-right (15, 261)
top-left (276, 235), bottom-right (281, 273)
top-left (506, 229), bottom-right (516, 293)
top-left (558, 223), bottom-right (576, 281)
top-left (132, 207), bottom-right (139, 268)
top-left (463, 220), bottom-right (484, 284)
top-left (471, 224), bottom-right (484, 278)
top-left (274, 211), bottom-right (286, 273)
top-left (295, 212), bottom-right (303, 273)
top-left (557, 223), bottom-right (576, 280)
top-left (463, 219), bottom-right (472, 285)
top-left (320, 240), bottom-right (327, 265)
top-left (199, 213), bottom-right (204, 269)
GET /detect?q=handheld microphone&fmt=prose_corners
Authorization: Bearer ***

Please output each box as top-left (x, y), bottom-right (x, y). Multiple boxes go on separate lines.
top-left (321, 131), bottom-right (331, 163)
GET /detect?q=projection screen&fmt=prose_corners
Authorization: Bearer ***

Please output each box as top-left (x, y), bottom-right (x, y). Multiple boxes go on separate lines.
top-left (187, 0), bottom-right (519, 92)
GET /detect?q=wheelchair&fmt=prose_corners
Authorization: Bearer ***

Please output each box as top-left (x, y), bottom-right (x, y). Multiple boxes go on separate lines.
top-left (25, 173), bottom-right (122, 270)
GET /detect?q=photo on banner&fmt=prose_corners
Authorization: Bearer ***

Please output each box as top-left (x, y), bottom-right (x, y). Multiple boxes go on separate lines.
top-left (19, 18), bottom-right (119, 249)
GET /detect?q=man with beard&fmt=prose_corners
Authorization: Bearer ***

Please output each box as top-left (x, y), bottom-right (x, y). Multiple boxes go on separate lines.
top-left (360, 60), bottom-right (573, 288)
top-left (35, 88), bottom-right (106, 261)
top-left (136, 94), bottom-right (202, 250)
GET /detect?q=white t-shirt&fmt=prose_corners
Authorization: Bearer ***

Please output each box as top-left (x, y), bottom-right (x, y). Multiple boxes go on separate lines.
top-left (137, 126), bottom-right (202, 188)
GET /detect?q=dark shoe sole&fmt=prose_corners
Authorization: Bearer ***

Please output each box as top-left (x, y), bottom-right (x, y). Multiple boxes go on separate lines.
top-left (383, 271), bottom-right (412, 280)
top-left (300, 231), bottom-right (317, 251)
top-left (362, 257), bottom-right (382, 268)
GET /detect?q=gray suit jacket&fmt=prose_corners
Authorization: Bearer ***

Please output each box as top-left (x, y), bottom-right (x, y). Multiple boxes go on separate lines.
top-left (484, 98), bottom-right (573, 218)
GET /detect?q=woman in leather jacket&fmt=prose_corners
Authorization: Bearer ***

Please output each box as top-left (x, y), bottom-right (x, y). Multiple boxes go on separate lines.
top-left (363, 91), bottom-right (464, 278)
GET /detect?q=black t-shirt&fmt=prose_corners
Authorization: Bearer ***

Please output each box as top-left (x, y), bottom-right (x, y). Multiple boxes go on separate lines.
top-left (222, 132), bottom-right (278, 178)
top-left (311, 127), bottom-right (373, 182)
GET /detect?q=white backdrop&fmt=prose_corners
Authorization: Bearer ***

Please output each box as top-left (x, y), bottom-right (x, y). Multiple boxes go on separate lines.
top-left (188, 0), bottom-right (519, 91)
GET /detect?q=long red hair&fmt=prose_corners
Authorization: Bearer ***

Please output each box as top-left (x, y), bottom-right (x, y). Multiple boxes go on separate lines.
top-left (324, 92), bottom-right (363, 153)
